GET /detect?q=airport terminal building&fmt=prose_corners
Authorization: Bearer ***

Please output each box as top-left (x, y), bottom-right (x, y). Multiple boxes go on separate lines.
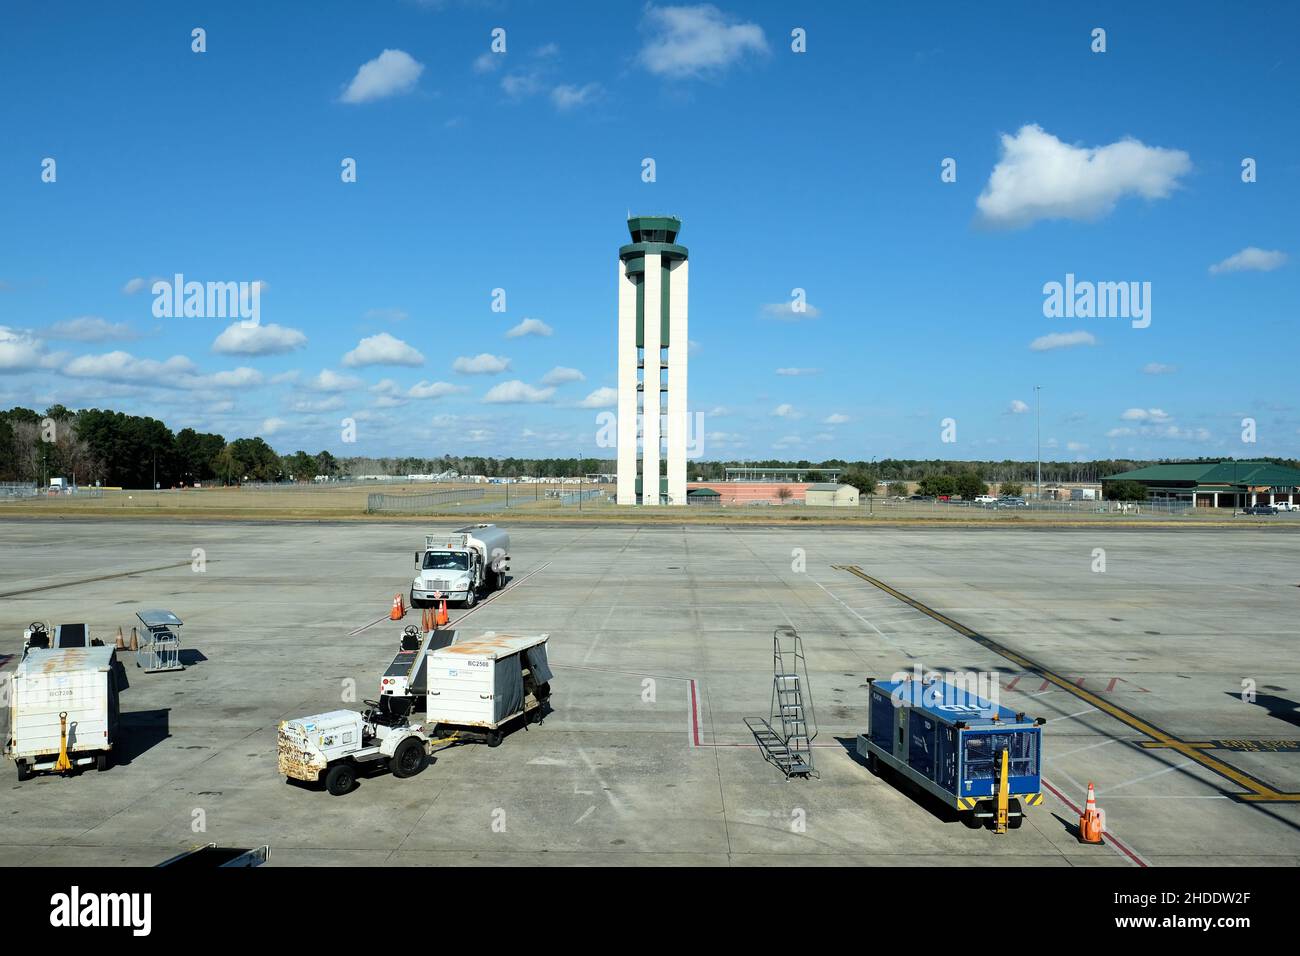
top-left (1103, 460), bottom-right (1300, 508)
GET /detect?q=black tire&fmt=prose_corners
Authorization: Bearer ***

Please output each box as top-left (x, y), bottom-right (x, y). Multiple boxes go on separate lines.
top-left (390, 738), bottom-right (427, 779)
top-left (528, 705), bottom-right (544, 725)
top-left (487, 729), bottom-right (503, 748)
top-left (409, 589), bottom-right (424, 610)
top-left (961, 811), bottom-right (982, 829)
top-left (1008, 799), bottom-right (1024, 829)
top-left (16, 761), bottom-right (32, 782)
top-left (95, 752), bottom-right (111, 773)
top-left (463, 587), bottom-right (477, 608)
top-left (495, 570), bottom-right (507, 591)
top-left (325, 762), bottom-right (356, 796)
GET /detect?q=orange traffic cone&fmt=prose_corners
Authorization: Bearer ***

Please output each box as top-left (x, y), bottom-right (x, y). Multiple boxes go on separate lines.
top-left (390, 593), bottom-right (405, 621)
top-left (1078, 782), bottom-right (1104, 844)
top-left (129, 626), bottom-right (139, 652)
top-left (114, 626), bottom-right (126, 650)
top-left (436, 599), bottom-right (449, 628)
top-left (421, 608), bottom-right (432, 632)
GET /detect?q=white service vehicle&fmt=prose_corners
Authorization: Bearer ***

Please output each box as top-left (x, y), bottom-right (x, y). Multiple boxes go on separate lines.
top-left (1272, 501), bottom-right (1297, 512)
top-left (974, 495), bottom-right (997, 505)
top-left (279, 628), bottom-right (552, 795)
top-left (277, 704), bottom-right (432, 796)
top-left (5, 646), bottom-right (121, 780)
top-left (411, 524), bottom-right (510, 608)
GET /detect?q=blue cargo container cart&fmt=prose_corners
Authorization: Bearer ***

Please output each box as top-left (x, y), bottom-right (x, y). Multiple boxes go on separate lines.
top-left (857, 678), bottom-right (1045, 832)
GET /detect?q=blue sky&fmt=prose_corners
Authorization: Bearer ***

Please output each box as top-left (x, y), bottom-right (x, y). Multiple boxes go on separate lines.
top-left (2, 0), bottom-right (1297, 462)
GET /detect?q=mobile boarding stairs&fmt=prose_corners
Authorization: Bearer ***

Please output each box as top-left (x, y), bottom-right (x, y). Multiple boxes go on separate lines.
top-left (745, 626), bottom-right (818, 779)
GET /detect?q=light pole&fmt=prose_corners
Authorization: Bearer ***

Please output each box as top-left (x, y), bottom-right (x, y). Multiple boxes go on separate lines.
top-left (1035, 385), bottom-right (1042, 501)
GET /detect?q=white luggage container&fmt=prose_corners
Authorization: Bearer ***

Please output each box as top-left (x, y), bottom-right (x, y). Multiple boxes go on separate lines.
top-left (5, 646), bottom-right (121, 780)
top-left (424, 632), bottom-right (552, 745)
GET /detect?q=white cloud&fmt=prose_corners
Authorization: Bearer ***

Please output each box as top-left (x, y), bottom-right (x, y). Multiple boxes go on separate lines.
top-left (64, 350), bottom-right (197, 382)
top-left (212, 322), bottom-right (307, 356)
top-left (408, 380), bottom-right (466, 400)
top-left (484, 380), bottom-right (555, 404)
top-left (340, 49), bottom-right (424, 104)
top-left (551, 82), bottom-right (602, 111)
top-left (577, 386), bottom-right (618, 409)
top-left (342, 332), bottom-right (425, 368)
top-left (1121, 408), bottom-right (1171, 423)
top-left (371, 378), bottom-right (402, 396)
top-left (1066, 441), bottom-right (1089, 452)
top-left (473, 52), bottom-right (502, 74)
top-left (363, 307), bottom-right (409, 323)
top-left (122, 277), bottom-right (154, 295)
top-left (823, 413), bottom-right (849, 424)
top-left (761, 301), bottom-right (821, 321)
top-left (1142, 362), bottom-right (1177, 375)
top-left (772, 403), bottom-right (802, 419)
top-left (501, 71), bottom-right (544, 98)
top-left (638, 4), bottom-right (768, 78)
top-left (1008, 399), bottom-right (1030, 414)
top-left (775, 367), bottom-right (820, 376)
top-left (505, 317), bottom-right (552, 338)
top-left (289, 395), bottom-right (345, 413)
top-left (308, 369), bottom-right (363, 392)
top-left (1209, 247), bottom-right (1287, 275)
top-left (0, 327), bottom-right (47, 370)
top-left (452, 353), bottom-right (511, 374)
top-left (541, 366), bottom-right (585, 385)
top-left (261, 417), bottom-right (287, 436)
top-left (208, 367), bottom-right (264, 388)
top-left (976, 124), bottom-right (1191, 228)
top-left (43, 316), bottom-right (137, 342)
top-left (1029, 330), bottom-right (1097, 351)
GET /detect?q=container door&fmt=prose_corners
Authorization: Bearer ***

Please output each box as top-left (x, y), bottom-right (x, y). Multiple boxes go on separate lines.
top-left (893, 703), bottom-right (908, 763)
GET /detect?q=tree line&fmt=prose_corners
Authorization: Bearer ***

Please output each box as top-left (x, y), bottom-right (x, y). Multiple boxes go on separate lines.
top-left (0, 406), bottom-right (340, 488)
top-left (5, 404), bottom-right (1293, 491)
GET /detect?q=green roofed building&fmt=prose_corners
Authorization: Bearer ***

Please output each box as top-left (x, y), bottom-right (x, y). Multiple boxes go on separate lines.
top-left (1102, 461), bottom-right (1300, 509)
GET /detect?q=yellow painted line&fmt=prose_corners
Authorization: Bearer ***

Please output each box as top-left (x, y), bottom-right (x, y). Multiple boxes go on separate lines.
top-left (833, 565), bottom-right (1300, 803)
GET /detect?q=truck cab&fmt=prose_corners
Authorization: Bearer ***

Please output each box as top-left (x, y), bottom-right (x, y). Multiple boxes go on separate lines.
top-left (411, 525), bottom-right (509, 609)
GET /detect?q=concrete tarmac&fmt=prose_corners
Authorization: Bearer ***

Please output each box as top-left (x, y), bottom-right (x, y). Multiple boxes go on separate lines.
top-left (1, 520), bottom-right (1296, 866)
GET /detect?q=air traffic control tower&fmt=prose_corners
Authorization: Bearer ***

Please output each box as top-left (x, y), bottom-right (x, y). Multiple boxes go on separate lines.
top-left (617, 216), bottom-right (689, 505)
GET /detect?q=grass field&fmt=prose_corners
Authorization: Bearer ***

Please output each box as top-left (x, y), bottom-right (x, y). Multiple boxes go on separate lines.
top-left (1, 483), bottom-right (1293, 528)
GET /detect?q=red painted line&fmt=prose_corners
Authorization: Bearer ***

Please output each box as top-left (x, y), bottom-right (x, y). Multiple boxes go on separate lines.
top-left (689, 679), bottom-right (701, 747)
top-left (1042, 778), bottom-right (1148, 867)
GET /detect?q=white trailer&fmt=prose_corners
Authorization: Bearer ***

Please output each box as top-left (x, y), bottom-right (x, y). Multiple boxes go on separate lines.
top-left (5, 646), bottom-right (121, 780)
top-left (423, 631), bottom-right (552, 745)
top-left (411, 523), bottom-right (510, 608)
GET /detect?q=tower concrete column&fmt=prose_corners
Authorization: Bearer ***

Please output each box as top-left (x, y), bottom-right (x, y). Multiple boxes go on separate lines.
top-left (666, 258), bottom-right (689, 505)
top-left (641, 252), bottom-right (662, 505)
top-left (616, 258), bottom-right (639, 505)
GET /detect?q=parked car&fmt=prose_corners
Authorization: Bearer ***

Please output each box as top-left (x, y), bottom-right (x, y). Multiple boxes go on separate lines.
top-left (1243, 504), bottom-right (1278, 515)
top-left (997, 497), bottom-right (1029, 508)
top-left (974, 495), bottom-right (998, 505)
